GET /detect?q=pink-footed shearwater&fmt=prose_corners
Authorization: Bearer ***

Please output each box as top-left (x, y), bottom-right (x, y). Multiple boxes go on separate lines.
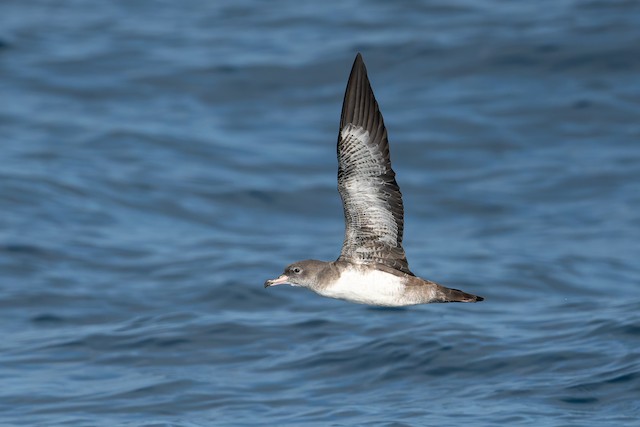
top-left (265, 53), bottom-right (484, 306)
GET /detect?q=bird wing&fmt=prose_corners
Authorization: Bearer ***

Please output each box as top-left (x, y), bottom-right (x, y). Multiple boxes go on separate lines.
top-left (336, 53), bottom-right (413, 276)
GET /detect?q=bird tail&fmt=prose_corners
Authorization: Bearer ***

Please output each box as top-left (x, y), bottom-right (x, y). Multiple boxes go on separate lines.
top-left (439, 286), bottom-right (484, 303)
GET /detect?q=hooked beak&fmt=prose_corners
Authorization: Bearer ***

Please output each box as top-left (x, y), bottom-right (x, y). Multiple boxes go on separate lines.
top-left (264, 274), bottom-right (290, 288)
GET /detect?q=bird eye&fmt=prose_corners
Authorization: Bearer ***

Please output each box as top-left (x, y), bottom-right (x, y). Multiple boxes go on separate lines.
top-left (292, 267), bottom-right (301, 274)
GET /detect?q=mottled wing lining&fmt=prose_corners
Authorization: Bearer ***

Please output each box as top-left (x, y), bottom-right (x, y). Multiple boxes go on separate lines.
top-left (336, 54), bottom-right (413, 276)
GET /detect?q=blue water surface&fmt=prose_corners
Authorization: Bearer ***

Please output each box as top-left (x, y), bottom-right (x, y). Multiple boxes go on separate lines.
top-left (1, 1), bottom-right (639, 426)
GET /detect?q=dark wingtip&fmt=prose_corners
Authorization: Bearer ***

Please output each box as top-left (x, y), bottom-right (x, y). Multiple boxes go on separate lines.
top-left (351, 53), bottom-right (366, 77)
top-left (475, 295), bottom-right (485, 302)
top-left (340, 51), bottom-right (379, 132)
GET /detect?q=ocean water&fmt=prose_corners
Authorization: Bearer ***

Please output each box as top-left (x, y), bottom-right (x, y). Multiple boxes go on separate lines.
top-left (1, 1), bottom-right (639, 425)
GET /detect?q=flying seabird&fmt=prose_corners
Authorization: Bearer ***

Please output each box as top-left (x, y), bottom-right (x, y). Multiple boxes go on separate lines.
top-left (264, 53), bottom-right (484, 306)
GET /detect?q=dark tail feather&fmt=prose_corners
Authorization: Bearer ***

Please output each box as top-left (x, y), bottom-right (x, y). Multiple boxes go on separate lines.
top-left (440, 286), bottom-right (484, 303)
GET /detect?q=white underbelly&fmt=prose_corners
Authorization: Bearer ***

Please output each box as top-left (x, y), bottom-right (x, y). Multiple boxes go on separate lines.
top-left (317, 268), bottom-right (411, 306)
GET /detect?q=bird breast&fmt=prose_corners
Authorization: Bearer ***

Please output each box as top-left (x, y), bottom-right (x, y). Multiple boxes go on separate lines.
top-left (317, 266), bottom-right (412, 306)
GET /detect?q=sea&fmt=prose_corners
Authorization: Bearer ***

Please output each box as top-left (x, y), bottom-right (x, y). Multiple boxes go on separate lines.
top-left (1, 1), bottom-right (639, 426)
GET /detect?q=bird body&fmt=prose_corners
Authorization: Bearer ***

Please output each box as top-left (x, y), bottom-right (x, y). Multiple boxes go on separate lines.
top-left (267, 260), bottom-right (481, 306)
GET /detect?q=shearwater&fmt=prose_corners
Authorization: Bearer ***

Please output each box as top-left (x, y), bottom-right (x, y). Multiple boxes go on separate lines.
top-left (265, 53), bottom-right (483, 307)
